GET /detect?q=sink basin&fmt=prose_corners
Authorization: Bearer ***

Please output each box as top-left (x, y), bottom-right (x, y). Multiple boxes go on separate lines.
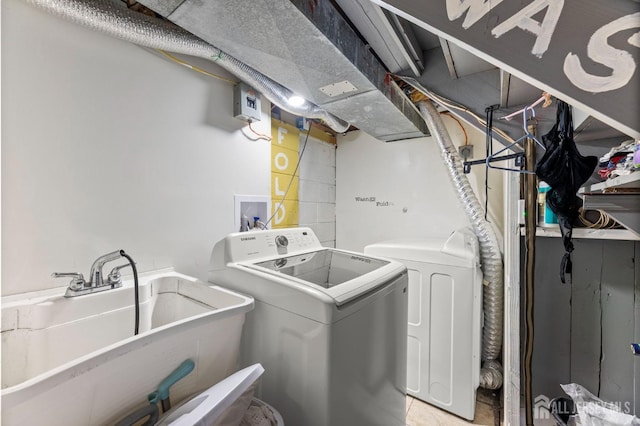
top-left (1, 268), bottom-right (254, 425)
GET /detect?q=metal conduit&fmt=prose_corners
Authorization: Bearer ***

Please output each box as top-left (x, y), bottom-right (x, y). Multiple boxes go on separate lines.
top-left (24, 0), bottom-right (351, 134)
top-left (418, 100), bottom-right (504, 389)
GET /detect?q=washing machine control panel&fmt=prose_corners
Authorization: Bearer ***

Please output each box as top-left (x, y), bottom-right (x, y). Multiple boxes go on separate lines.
top-left (224, 227), bottom-right (322, 262)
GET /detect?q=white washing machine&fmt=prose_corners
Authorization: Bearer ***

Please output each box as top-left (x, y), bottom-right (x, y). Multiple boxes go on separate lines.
top-left (208, 227), bottom-right (408, 426)
top-left (365, 228), bottom-right (482, 421)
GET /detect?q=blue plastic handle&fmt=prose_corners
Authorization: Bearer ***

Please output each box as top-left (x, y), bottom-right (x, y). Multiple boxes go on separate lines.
top-left (148, 359), bottom-right (195, 405)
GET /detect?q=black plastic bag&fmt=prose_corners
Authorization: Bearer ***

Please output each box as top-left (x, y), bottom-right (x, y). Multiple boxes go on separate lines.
top-left (535, 100), bottom-right (598, 284)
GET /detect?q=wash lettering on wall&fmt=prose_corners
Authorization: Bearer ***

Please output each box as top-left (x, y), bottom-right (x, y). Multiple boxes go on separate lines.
top-left (372, 0), bottom-right (639, 136)
top-left (563, 13), bottom-right (640, 93)
top-left (354, 195), bottom-right (396, 207)
top-left (271, 122), bottom-right (300, 228)
top-left (447, 0), bottom-right (640, 93)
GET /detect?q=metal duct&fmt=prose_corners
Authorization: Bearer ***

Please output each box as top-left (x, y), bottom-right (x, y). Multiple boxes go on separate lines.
top-left (24, 0), bottom-right (350, 133)
top-left (137, 0), bottom-right (430, 142)
top-left (418, 100), bottom-right (504, 390)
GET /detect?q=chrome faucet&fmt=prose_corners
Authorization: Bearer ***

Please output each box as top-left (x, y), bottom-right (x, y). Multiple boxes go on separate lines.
top-left (52, 250), bottom-right (131, 297)
top-left (89, 250), bottom-right (123, 288)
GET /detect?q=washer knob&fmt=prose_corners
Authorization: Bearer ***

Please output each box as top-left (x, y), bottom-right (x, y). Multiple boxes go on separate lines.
top-left (275, 235), bottom-right (289, 248)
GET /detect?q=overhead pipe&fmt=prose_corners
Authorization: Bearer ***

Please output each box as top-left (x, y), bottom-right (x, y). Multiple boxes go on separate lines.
top-left (24, 0), bottom-right (351, 134)
top-left (418, 100), bottom-right (504, 390)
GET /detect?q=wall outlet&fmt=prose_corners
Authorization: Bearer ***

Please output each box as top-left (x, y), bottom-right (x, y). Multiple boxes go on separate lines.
top-left (518, 199), bottom-right (526, 225)
top-left (459, 144), bottom-right (474, 160)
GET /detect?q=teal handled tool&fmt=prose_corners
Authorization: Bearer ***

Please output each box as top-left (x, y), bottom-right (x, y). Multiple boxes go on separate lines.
top-left (114, 359), bottom-right (195, 426)
top-left (148, 359), bottom-right (196, 413)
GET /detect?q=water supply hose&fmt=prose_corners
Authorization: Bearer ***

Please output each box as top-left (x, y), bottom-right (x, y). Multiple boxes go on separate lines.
top-left (23, 0), bottom-right (351, 133)
top-left (417, 100), bottom-right (504, 389)
top-left (119, 250), bottom-right (139, 335)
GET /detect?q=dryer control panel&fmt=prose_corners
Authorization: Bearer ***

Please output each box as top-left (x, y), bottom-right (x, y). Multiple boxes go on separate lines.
top-left (219, 227), bottom-right (322, 263)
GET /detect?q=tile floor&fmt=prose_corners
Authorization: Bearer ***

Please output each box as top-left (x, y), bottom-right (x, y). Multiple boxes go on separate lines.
top-left (406, 390), bottom-right (500, 426)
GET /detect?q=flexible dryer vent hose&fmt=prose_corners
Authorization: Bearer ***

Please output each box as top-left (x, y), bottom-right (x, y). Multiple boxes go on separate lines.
top-left (24, 0), bottom-right (351, 134)
top-left (418, 100), bottom-right (504, 390)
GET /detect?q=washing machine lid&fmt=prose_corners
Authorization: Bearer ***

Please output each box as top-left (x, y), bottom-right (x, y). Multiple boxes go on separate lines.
top-left (242, 248), bottom-right (401, 306)
top-left (252, 249), bottom-right (388, 286)
top-left (210, 227), bottom-right (405, 306)
top-left (157, 364), bottom-right (264, 426)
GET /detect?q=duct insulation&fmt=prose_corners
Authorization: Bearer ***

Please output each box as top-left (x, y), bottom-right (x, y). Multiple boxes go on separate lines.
top-left (137, 0), bottom-right (430, 142)
top-left (418, 100), bottom-right (504, 390)
top-left (24, 0), bottom-right (350, 133)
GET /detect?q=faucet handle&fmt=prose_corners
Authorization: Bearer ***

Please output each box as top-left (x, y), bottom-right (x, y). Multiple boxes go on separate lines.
top-left (51, 272), bottom-right (86, 290)
top-left (107, 264), bottom-right (131, 286)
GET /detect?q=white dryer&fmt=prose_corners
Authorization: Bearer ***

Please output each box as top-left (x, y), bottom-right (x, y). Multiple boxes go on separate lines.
top-left (209, 227), bottom-right (408, 426)
top-left (365, 228), bottom-right (482, 421)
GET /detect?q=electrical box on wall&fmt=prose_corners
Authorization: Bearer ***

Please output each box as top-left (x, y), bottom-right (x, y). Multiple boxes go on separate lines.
top-left (233, 83), bottom-right (262, 122)
top-left (296, 116), bottom-right (310, 130)
top-left (458, 144), bottom-right (473, 160)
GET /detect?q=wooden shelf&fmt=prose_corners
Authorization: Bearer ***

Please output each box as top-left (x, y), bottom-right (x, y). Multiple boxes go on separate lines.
top-left (520, 226), bottom-right (640, 241)
top-left (578, 172), bottom-right (640, 236)
top-left (579, 172), bottom-right (640, 193)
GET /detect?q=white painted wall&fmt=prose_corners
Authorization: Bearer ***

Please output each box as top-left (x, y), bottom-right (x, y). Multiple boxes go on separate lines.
top-left (299, 135), bottom-right (336, 247)
top-left (336, 118), bottom-right (504, 252)
top-left (1, 0), bottom-right (272, 295)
